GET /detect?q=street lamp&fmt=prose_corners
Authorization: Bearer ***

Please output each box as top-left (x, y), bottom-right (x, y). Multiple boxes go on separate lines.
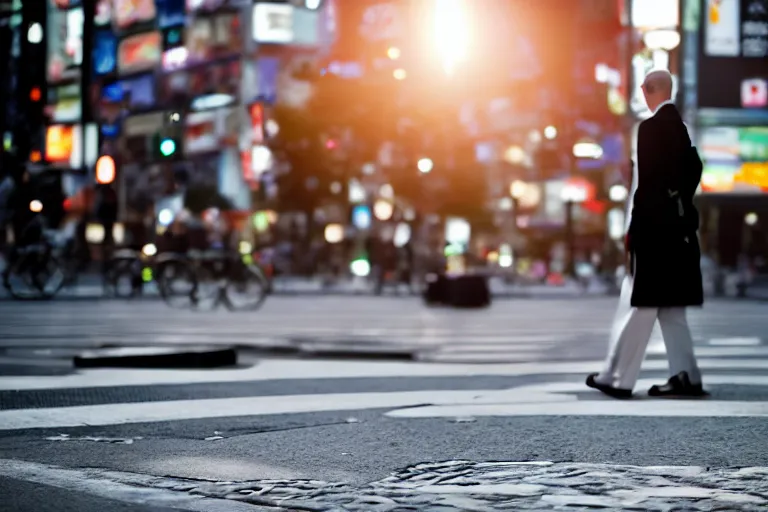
top-left (609, 184), bottom-right (629, 202)
top-left (417, 158), bottom-right (434, 174)
top-left (643, 29), bottom-right (680, 73)
top-left (393, 68), bottom-right (407, 80)
top-left (387, 46), bottom-right (401, 60)
top-left (510, 180), bottom-right (527, 200)
top-left (544, 126), bottom-right (557, 140)
top-left (643, 29), bottom-right (681, 51)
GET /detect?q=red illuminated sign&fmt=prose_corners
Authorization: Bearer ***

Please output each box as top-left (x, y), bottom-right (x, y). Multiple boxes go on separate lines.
top-left (742, 79), bottom-right (768, 108)
top-left (250, 103), bottom-right (264, 143)
top-left (118, 31), bottom-right (162, 74)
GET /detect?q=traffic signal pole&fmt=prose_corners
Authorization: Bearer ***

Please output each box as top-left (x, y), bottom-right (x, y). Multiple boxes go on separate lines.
top-left (80, 0), bottom-right (95, 176)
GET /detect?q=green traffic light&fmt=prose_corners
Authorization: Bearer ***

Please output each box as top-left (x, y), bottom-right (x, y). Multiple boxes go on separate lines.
top-left (160, 138), bottom-right (176, 157)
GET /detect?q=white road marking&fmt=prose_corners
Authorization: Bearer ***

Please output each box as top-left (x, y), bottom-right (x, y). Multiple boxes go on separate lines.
top-left (4, 370), bottom-right (768, 430)
top-left (709, 337), bottom-right (762, 346)
top-left (0, 459), bottom-right (264, 512)
top-left (0, 390), bottom-right (507, 430)
top-left (649, 346), bottom-right (768, 357)
top-left (3, 358), bottom-right (768, 391)
top-left (385, 375), bottom-right (768, 419)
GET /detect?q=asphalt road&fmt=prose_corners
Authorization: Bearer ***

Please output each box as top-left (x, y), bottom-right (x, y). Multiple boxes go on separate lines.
top-left (1, 296), bottom-right (767, 511)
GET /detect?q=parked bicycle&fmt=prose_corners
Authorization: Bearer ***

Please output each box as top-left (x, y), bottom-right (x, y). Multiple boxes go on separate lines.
top-left (2, 218), bottom-right (77, 300)
top-left (104, 244), bottom-right (197, 307)
top-left (162, 249), bottom-right (270, 311)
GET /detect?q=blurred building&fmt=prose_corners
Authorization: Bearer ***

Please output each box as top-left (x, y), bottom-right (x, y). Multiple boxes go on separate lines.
top-left (41, 0), bottom-right (332, 239)
top-left (681, 0), bottom-right (768, 268)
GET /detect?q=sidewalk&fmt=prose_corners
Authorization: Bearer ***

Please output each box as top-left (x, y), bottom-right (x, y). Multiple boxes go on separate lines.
top-left (2, 273), bottom-right (763, 301)
top-left (0, 274), bottom-right (612, 300)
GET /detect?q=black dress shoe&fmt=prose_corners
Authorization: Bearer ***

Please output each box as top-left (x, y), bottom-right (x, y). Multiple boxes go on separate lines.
top-left (648, 371), bottom-right (709, 398)
top-left (586, 373), bottom-right (633, 399)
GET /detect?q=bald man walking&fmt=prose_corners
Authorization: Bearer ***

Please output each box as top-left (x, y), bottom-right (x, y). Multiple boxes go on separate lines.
top-left (587, 69), bottom-right (707, 399)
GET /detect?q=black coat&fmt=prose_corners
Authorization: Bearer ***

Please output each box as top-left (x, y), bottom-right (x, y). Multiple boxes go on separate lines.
top-left (628, 103), bottom-right (703, 308)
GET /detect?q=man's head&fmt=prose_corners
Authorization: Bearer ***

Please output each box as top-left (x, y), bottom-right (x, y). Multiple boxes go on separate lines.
top-left (641, 69), bottom-right (673, 113)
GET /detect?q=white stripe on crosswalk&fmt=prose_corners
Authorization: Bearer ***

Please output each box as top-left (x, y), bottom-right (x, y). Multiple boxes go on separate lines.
top-left (386, 375), bottom-right (768, 419)
top-left (709, 337), bottom-right (762, 346)
top-left (647, 346), bottom-right (768, 357)
top-left (2, 357), bottom-right (768, 392)
top-left (0, 390), bottom-right (492, 430)
top-left (5, 370), bottom-right (768, 430)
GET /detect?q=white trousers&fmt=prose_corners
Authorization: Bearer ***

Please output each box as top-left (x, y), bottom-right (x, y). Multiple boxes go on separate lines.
top-left (597, 276), bottom-right (702, 390)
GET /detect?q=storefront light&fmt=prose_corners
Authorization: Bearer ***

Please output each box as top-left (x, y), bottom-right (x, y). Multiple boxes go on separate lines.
top-left (561, 184), bottom-right (588, 203)
top-left (27, 23), bottom-right (43, 44)
top-left (643, 29), bottom-right (681, 51)
top-left (251, 145), bottom-right (273, 175)
top-left (504, 145), bottom-right (526, 165)
top-left (324, 223), bottom-right (344, 244)
top-left (609, 184), bottom-right (629, 202)
top-left (373, 199), bottom-right (394, 221)
top-left (162, 47), bottom-right (188, 71)
top-left (631, 0), bottom-right (679, 29)
top-left (573, 141), bottom-right (604, 159)
top-left (417, 158), bottom-right (433, 173)
top-left (157, 208), bottom-right (174, 226)
top-left (510, 180), bottom-right (527, 199)
top-left (191, 93), bottom-right (235, 111)
top-left (253, 3), bottom-right (294, 43)
top-left (393, 223), bottom-right (411, 248)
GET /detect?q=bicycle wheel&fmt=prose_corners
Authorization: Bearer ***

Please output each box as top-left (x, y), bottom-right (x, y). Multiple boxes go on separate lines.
top-left (5, 254), bottom-right (42, 300)
top-left (6, 252), bottom-right (65, 300)
top-left (105, 257), bottom-right (141, 298)
top-left (223, 262), bottom-right (269, 311)
top-left (35, 255), bottom-right (67, 298)
top-left (156, 259), bottom-right (197, 309)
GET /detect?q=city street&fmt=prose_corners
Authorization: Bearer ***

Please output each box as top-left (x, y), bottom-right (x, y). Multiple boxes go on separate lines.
top-left (1, 296), bottom-right (767, 511)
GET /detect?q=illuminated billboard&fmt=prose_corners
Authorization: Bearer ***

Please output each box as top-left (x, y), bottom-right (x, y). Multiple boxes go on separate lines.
top-left (698, 0), bottom-right (768, 109)
top-left (47, 5), bottom-right (83, 82)
top-left (118, 31), bottom-right (162, 74)
top-left (114, 0), bottom-right (157, 30)
top-left (93, 30), bottom-right (118, 75)
top-left (46, 125), bottom-right (75, 163)
top-left (699, 126), bottom-right (768, 193)
top-left (253, 3), bottom-right (294, 43)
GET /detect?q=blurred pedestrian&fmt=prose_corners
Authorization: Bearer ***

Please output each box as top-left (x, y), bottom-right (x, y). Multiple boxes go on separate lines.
top-left (587, 69), bottom-right (706, 399)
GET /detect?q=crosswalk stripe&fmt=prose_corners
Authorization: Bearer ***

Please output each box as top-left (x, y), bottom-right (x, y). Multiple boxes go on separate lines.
top-left (5, 365), bottom-right (768, 430)
top-left (2, 356), bottom-right (768, 392)
top-left (709, 337), bottom-right (762, 346)
top-left (0, 390), bottom-right (490, 430)
top-left (657, 346), bottom-right (768, 357)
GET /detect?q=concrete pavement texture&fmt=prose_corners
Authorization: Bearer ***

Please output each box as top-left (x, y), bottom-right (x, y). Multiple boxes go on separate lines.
top-left (1, 296), bottom-right (767, 510)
